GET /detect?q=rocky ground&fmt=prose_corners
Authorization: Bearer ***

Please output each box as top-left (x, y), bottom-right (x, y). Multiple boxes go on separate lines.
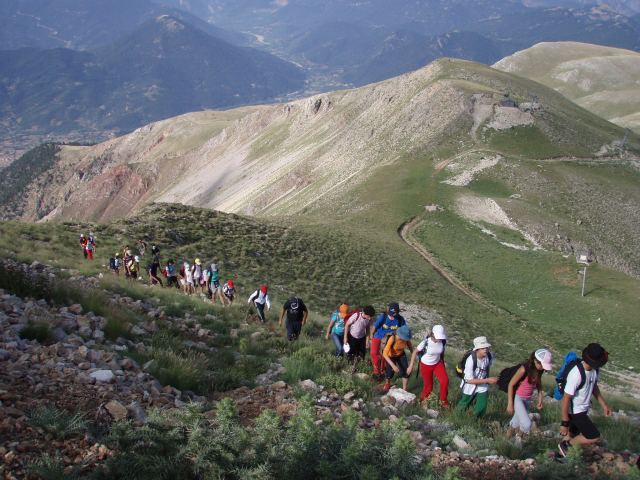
top-left (1, 259), bottom-right (639, 479)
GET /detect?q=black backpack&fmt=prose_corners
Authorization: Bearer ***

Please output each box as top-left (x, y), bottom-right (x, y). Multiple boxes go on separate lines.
top-left (497, 363), bottom-right (526, 393)
top-left (456, 350), bottom-right (492, 379)
top-left (109, 257), bottom-right (116, 269)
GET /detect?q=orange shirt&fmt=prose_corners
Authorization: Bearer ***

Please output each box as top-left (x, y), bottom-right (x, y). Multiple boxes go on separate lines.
top-left (383, 336), bottom-right (411, 358)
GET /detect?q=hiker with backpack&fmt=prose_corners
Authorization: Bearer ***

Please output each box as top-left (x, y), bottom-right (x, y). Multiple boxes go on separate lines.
top-left (165, 260), bottom-right (179, 288)
top-left (80, 234), bottom-right (88, 259)
top-left (222, 279), bottom-right (235, 304)
top-left (192, 259), bottom-right (204, 294)
top-left (209, 263), bottom-right (226, 305)
top-left (557, 343), bottom-right (611, 457)
top-left (123, 249), bottom-right (133, 278)
top-left (149, 249), bottom-right (163, 287)
top-left (326, 304), bottom-right (349, 357)
top-left (248, 285), bottom-right (271, 322)
top-left (109, 253), bottom-right (121, 276)
top-left (370, 303), bottom-right (406, 380)
top-left (456, 336), bottom-right (498, 418)
top-left (279, 296), bottom-right (309, 341)
top-left (500, 349), bottom-right (553, 436)
top-left (343, 306), bottom-right (375, 361)
top-left (408, 324), bottom-right (449, 407)
top-left (85, 232), bottom-right (96, 260)
top-left (382, 325), bottom-right (413, 392)
top-left (127, 255), bottom-right (140, 280)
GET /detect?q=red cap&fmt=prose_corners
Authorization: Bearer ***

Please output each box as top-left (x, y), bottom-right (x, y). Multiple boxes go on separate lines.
top-left (228, 280), bottom-right (234, 288)
top-left (260, 284), bottom-right (268, 294)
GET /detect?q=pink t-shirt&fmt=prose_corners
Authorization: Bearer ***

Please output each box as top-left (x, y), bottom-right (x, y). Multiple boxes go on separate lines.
top-left (346, 312), bottom-right (370, 339)
top-left (515, 374), bottom-right (537, 399)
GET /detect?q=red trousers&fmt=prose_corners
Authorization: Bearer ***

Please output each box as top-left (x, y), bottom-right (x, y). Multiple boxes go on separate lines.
top-left (370, 337), bottom-right (384, 375)
top-left (420, 360), bottom-right (449, 404)
top-left (86, 249), bottom-right (93, 260)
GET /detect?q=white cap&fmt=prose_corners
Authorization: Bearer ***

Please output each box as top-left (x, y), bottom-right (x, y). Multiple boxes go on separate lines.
top-left (432, 324), bottom-right (447, 340)
top-left (134, 256), bottom-right (140, 262)
top-left (473, 336), bottom-right (491, 351)
top-left (534, 348), bottom-right (553, 371)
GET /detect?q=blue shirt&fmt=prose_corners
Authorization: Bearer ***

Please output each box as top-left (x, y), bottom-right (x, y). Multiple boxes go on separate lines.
top-left (372, 313), bottom-right (406, 340)
top-left (330, 311), bottom-right (345, 335)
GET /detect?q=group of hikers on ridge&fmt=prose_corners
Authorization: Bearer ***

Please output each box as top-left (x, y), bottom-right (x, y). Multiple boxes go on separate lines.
top-left (323, 301), bottom-right (611, 457)
top-left (103, 240), bottom-right (236, 305)
top-left (91, 237), bottom-right (613, 458)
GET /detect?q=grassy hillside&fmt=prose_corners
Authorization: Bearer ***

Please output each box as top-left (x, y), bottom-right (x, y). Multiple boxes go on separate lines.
top-left (493, 41), bottom-right (640, 133)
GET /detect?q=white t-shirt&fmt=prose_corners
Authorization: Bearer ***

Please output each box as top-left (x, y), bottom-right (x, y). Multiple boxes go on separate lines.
top-left (460, 354), bottom-right (492, 395)
top-left (417, 337), bottom-right (444, 366)
top-left (565, 365), bottom-right (598, 414)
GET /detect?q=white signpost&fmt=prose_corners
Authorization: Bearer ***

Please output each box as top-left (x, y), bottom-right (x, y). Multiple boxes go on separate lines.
top-left (577, 252), bottom-right (592, 297)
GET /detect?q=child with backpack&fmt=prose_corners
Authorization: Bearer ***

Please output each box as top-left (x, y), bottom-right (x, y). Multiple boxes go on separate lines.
top-left (502, 349), bottom-right (553, 436)
top-left (248, 285), bottom-right (271, 322)
top-left (165, 260), bottom-right (178, 288)
top-left (557, 343), bottom-right (611, 457)
top-left (456, 336), bottom-right (497, 418)
top-left (408, 324), bottom-right (449, 407)
top-left (109, 253), bottom-right (121, 276)
top-left (370, 303), bottom-right (406, 380)
top-left (222, 279), bottom-right (235, 304)
top-left (382, 325), bottom-right (413, 392)
top-left (326, 304), bottom-right (349, 357)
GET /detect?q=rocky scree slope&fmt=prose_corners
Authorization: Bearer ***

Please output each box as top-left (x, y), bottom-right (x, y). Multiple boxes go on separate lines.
top-left (2, 259), bottom-right (639, 479)
top-left (2, 57), bottom-right (633, 224)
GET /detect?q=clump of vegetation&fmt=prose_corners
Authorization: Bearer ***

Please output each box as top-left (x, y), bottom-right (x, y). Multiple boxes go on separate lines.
top-left (90, 399), bottom-right (430, 480)
top-left (19, 321), bottom-right (52, 343)
top-left (29, 406), bottom-right (89, 439)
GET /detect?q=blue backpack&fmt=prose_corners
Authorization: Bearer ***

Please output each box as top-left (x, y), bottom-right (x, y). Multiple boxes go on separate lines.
top-left (553, 351), bottom-right (585, 400)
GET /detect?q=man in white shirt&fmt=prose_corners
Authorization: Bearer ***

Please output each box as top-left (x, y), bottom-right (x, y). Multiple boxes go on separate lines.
top-left (558, 343), bottom-right (612, 457)
top-left (456, 336), bottom-right (498, 418)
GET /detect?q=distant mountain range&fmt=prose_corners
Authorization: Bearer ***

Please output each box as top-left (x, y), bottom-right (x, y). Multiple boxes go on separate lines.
top-left (2, 0), bottom-right (640, 165)
top-left (0, 14), bottom-right (305, 165)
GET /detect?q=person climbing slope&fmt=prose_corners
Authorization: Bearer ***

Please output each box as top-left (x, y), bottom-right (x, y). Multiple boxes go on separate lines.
top-left (382, 325), bottom-right (413, 392)
top-left (408, 324), bottom-right (449, 407)
top-left (370, 302), bottom-right (406, 380)
top-left (326, 304), bottom-right (349, 356)
top-left (343, 306), bottom-right (375, 362)
top-left (279, 296), bottom-right (309, 341)
top-left (248, 285), bottom-right (271, 322)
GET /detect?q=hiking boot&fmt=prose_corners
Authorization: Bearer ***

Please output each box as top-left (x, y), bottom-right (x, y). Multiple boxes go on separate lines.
top-left (558, 440), bottom-right (570, 458)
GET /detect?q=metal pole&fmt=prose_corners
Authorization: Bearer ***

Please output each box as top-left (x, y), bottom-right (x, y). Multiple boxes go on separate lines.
top-left (581, 266), bottom-right (587, 297)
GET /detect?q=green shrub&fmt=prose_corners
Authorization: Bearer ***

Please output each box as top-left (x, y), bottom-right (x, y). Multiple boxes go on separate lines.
top-left (150, 349), bottom-right (210, 393)
top-left (19, 321), bottom-right (52, 343)
top-left (27, 453), bottom-right (81, 480)
top-left (29, 406), bottom-right (88, 439)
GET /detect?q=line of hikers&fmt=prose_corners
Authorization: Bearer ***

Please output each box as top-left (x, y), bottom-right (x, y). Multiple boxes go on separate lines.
top-left (104, 242), bottom-right (236, 306)
top-left (322, 301), bottom-right (610, 457)
top-left (90, 236), bottom-right (613, 457)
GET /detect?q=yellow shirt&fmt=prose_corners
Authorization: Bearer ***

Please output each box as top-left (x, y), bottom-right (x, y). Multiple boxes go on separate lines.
top-left (384, 336), bottom-right (410, 358)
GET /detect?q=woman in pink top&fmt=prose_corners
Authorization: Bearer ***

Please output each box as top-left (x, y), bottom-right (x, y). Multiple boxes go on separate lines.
top-left (507, 349), bottom-right (553, 435)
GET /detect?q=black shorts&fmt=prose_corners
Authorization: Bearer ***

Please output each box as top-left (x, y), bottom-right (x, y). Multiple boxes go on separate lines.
top-left (385, 354), bottom-right (409, 379)
top-left (569, 412), bottom-right (600, 440)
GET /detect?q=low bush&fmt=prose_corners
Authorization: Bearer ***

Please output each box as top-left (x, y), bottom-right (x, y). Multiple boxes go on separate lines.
top-left (29, 406), bottom-right (89, 439)
top-left (19, 321), bottom-right (52, 343)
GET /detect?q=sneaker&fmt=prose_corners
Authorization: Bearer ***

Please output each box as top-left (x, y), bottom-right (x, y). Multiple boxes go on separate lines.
top-left (382, 383), bottom-right (391, 393)
top-left (558, 440), bottom-right (570, 458)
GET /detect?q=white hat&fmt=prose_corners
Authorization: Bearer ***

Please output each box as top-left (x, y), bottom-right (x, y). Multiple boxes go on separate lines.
top-left (534, 348), bottom-right (553, 371)
top-left (432, 324), bottom-right (447, 340)
top-left (473, 336), bottom-right (491, 351)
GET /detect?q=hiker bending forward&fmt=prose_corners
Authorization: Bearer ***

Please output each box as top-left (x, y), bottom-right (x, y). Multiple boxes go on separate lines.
top-left (248, 285), bottom-right (270, 322)
top-left (382, 325), bottom-right (413, 392)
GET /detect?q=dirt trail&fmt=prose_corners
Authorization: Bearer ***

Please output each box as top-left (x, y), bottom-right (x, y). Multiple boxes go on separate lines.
top-left (398, 217), bottom-right (498, 312)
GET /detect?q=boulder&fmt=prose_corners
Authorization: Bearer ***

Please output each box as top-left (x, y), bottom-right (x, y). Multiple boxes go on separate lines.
top-left (68, 304), bottom-right (83, 315)
top-left (452, 434), bottom-right (470, 450)
top-left (299, 379), bottom-right (319, 392)
top-left (90, 370), bottom-right (115, 383)
top-left (383, 387), bottom-right (416, 407)
top-left (105, 400), bottom-right (128, 421)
